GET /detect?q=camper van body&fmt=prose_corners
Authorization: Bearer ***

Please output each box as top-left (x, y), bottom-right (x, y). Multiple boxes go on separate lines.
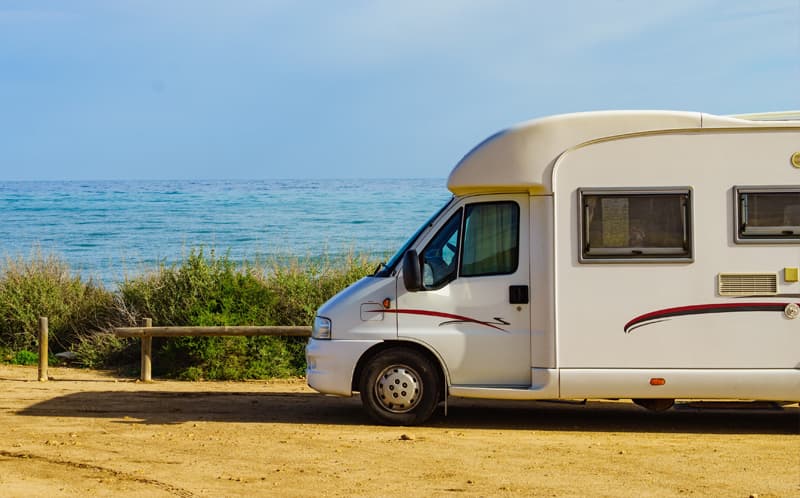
top-left (306, 110), bottom-right (800, 425)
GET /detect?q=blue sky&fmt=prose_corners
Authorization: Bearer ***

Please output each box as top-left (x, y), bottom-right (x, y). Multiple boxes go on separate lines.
top-left (1, 0), bottom-right (798, 180)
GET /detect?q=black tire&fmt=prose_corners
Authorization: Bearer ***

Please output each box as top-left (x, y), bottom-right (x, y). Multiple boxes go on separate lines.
top-left (359, 348), bottom-right (441, 426)
top-left (632, 398), bottom-right (675, 412)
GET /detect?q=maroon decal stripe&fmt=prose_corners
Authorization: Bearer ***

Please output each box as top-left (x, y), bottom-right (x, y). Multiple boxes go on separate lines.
top-left (624, 302), bottom-right (791, 333)
top-left (382, 308), bottom-right (507, 331)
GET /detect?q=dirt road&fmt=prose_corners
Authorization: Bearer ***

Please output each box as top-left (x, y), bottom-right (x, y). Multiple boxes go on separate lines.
top-left (0, 365), bottom-right (797, 497)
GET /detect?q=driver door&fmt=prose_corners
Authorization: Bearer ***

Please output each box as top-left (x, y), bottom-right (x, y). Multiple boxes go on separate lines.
top-left (397, 195), bottom-right (531, 386)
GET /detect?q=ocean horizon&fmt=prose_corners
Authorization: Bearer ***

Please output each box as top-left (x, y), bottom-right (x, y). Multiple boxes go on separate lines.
top-left (0, 179), bottom-right (451, 287)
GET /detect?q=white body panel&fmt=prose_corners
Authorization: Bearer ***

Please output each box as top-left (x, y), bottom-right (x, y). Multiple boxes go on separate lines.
top-left (553, 130), bottom-right (800, 371)
top-left (307, 110), bottom-right (800, 405)
top-left (315, 276), bottom-right (398, 342)
top-left (559, 369), bottom-right (799, 400)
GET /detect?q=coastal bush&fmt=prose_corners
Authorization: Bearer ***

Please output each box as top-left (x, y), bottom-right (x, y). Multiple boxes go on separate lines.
top-left (117, 249), bottom-right (375, 379)
top-left (0, 253), bottom-right (116, 353)
top-left (262, 252), bottom-right (375, 375)
top-left (119, 249), bottom-right (275, 326)
top-left (265, 252), bottom-right (375, 325)
top-left (117, 250), bottom-right (274, 379)
top-left (0, 249), bottom-right (377, 379)
top-left (73, 332), bottom-right (132, 370)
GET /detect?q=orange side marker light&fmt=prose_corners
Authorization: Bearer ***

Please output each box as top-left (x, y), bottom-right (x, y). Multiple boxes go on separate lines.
top-left (650, 378), bottom-right (666, 386)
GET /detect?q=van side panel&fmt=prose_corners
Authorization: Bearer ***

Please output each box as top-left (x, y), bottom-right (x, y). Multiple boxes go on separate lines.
top-left (553, 130), bottom-right (800, 374)
top-left (560, 369), bottom-right (799, 400)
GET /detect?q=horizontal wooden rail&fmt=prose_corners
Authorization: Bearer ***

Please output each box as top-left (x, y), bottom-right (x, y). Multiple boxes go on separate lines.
top-left (114, 325), bottom-right (312, 338)
top-left (113, 322), bottom-right (312, 382)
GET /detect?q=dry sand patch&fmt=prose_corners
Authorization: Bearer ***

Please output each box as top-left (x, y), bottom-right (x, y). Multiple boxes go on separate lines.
top-left (0, 365), bottom-right (797, 497)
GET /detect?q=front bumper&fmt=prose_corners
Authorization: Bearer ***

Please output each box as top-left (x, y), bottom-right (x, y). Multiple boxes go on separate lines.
top-left (306, 338), bottom-right (380, 396)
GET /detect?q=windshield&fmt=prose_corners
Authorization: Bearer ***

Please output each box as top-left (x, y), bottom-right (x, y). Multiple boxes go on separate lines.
top-left (374, 197), bottom-right (454, 277)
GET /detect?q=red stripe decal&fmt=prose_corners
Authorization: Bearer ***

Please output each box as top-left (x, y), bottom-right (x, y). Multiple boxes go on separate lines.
top-left (381, 308), bottom-right (507, 331)
top-left (624, 302), bottom-right (791, 333)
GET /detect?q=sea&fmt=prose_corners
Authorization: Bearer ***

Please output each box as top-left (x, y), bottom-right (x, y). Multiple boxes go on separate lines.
top-left (0, 179), bottom-right (451, 287)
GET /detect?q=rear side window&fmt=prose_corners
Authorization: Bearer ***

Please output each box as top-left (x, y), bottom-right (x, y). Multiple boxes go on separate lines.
top-left (579, 188), bottom-right (692, 263)
top-left (734, 186), bottom-right (800, 243)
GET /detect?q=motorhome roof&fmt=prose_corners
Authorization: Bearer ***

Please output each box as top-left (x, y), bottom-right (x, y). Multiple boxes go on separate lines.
top-left (730, 111), bottom-right (800, 121)
top-left (447, 110), bottom-right (800, 196)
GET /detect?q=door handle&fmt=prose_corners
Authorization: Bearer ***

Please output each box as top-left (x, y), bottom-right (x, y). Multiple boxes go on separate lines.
top-left (509, 285), bottom-right (529, 304)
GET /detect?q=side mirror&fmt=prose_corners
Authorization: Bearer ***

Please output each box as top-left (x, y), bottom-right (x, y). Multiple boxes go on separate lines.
top-left (402, 250), bottom-right (422, 292)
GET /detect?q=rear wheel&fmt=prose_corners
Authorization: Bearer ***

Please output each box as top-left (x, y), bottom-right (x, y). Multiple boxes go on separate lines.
top-left (359, 348), bottom-right (441, 425)
top-left (632, 398), bottom-right (675, 412)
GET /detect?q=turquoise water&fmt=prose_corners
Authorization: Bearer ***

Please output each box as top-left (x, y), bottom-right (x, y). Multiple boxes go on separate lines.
top-left (0, 179), bottom-right (450, 286)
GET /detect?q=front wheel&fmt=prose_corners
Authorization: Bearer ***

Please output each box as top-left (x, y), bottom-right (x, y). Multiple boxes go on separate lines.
top-left (359, 348), bottom-right (441, 425)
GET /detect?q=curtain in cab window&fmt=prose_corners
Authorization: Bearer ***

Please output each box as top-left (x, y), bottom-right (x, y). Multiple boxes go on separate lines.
top-left (461, 202), bottom-right (519, 276)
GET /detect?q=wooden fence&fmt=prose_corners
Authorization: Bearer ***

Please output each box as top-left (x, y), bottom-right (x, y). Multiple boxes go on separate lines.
top-left (35, 317), bottom-right (311, 382)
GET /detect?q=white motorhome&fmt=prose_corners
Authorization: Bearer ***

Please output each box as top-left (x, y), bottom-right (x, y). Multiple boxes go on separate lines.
top-left (306, 110), bottom-right (800, 425)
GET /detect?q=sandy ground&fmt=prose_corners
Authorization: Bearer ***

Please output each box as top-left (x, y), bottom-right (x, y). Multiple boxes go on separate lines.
top-left (0, 365), bottom-right (797, 497)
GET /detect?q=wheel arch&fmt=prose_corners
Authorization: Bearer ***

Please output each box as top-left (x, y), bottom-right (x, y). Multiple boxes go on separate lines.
top-left (351, 340), bottom-right (449, 399)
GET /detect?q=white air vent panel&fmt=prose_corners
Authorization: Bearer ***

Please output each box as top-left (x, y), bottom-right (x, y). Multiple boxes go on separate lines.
top-left (718, 273), bottom-right (778, 296)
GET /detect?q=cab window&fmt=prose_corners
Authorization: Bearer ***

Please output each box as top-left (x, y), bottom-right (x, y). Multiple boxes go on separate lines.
top-left (421, 210), bottom-right (462, 288)
top-left (461, 202), bottom-right (519, 276)
top-left (420, 201), bottom-right (520, 289)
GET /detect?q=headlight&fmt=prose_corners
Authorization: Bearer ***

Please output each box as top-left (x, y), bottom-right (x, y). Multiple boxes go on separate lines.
top-left (312, 316), bottom-right (332, 339)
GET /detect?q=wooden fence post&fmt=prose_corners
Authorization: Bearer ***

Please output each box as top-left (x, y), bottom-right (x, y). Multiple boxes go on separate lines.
top-left (38, 317), bottom-right (48, 382)
top-left (141, 318), bottom-right (152, 382)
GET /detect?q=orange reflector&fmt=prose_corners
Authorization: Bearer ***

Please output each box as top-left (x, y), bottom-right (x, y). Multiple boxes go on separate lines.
top-left (650, 378), bottom-right (666, 386)
top-left (382, 298), bottom-right (391, 309)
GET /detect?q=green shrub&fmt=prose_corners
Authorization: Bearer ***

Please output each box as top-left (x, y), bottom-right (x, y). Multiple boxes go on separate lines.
top-left (0, 252), bottom-right (116, 353)
top-left (0, 248), bottom-right (378, 380)
top-left (12, 350), bottom-right (38, 365)
top-left (73, 332), bottom-right (133, 370)
top-left (117, 249), bottom-right (375, 380)
top-left (0, 346), bottom-right (12, 363)
top-left (119, 249), bottom-right (274, 326)
top-left (265, 252), bottom-right (375, 325)
top-left (261, 253), bottom-right (375, 375)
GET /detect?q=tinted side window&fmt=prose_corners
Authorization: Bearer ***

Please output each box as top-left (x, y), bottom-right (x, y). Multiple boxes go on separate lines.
top-left (579, 188), bottom-right (692, 262)
top-left (421, 210), bottom-right (462, 288)
top-left (461, 202), bottom-right (519, 277)
top-left (735, 186), bottom-right (800, 243)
